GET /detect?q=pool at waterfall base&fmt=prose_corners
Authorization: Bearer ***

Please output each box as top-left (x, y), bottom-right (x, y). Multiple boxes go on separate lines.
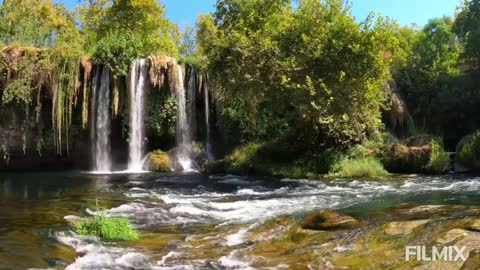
top-left (2, 172), bottom-right (480, 269)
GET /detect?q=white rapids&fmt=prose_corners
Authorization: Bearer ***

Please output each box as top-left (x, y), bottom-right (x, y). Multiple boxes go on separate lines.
top-left (56, 174), bottom-right (480, 269)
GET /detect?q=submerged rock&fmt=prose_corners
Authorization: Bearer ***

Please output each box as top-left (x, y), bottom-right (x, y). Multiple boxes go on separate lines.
top-left (301, 210), bottom-right (358, 230)
top-left (466, 220), bottom-right (480, 232)
top-left (384, 219), bottom-right (430, 236)
top-left (148, 150), bottom-right (172, 172)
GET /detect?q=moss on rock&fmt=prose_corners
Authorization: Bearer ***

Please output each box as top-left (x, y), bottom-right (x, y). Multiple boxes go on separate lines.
top-left (148, 150), bottom-right (172, 172)
top-left (456, 131), bottom-right (480, 172)
top-left (384, 219), bottom-right (430, 236)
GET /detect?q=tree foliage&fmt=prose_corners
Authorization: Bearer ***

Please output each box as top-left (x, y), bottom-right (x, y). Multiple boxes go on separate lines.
top-left (395, 16), bottom-right (480, 147)
top-left (454, 0), bottom-right (480, 64)
top-left (0, 0), bottom-right (81, 49)
top-left (199, 0), bottom-right (397, 147)
top-left (94, 31), bottom-right (144, 76)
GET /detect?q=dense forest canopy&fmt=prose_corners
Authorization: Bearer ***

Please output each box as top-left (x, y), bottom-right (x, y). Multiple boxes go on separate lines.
top-left (0, 0), bottom-right (479, 172)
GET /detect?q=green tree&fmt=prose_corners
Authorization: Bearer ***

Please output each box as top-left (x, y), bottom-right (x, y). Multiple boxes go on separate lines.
top-left (99, 0), bottom-right (180, 56)
top-left (0, 0), bottom-right (79, 48)
top-left (77, 0), bottom-right (111, 53)
top-left (454, 0), bottom-right (480, 64)
top-left (397, 18), bottom-right (461, 130)
top-left (94, 31), bottom-right (144, 76)
top-left (179, 25), bottom-right (197, 57)
top-left (199, 0), bottom-right (397, 146)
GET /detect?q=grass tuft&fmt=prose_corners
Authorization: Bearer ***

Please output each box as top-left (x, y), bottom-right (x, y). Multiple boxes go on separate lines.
top-left (75, 201), bottom-right (139, 241)
top-left (329, 156), bottom-right (389, 178)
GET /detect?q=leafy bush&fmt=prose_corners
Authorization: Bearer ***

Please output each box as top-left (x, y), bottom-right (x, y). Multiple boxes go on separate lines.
top-left (380, 143), bottom-right (431, 173)
top-left (204, 141), bottom-right (342, 178)
top-left (328, 157), bottom-right (389, 178)
top-left (75, 202), bottom-right (139, 241)
top-left (145, 91), bottom-right (177, 147)
top-left (427, 139), bottom-right (450, 174)
top-left (94, 31), bottom-right (143, 76)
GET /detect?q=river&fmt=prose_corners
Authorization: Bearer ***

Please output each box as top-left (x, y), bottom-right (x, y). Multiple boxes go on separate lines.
top-left (1, 172), bottom-right (480, 269)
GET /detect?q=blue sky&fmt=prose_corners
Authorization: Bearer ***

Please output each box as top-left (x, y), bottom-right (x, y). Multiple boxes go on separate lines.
top-left (53, 0), bottom-right (458, 28)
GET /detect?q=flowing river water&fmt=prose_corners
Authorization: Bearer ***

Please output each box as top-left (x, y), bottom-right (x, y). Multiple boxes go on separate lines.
top-left (2, 172), bottom-right (480, 269)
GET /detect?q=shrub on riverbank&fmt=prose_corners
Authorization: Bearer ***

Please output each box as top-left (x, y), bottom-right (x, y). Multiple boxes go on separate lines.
top-left (427, 139), bottom-right (450, 174)
top-left (328, 156), bottom-right (388, 178)
top-left (204, 141), bottom-right (341, 178)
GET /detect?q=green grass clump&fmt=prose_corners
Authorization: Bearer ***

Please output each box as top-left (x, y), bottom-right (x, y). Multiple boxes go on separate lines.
top-left (75, 202), bottom-right (139, 241)
top-left (427, 138), bottom-right (450, 174)
top-left (329, 156), bottom-right (389, 178)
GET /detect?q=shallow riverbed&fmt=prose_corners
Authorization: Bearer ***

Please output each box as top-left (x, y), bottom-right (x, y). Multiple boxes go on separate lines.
top-left (1, 172), bottom-right (480, 269)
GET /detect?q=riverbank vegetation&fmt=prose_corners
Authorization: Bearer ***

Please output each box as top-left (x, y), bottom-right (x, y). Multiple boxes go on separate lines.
top-left (200, 0), bottom-right (480, 177)
top-left (0, 0), bottom-right (479, 177)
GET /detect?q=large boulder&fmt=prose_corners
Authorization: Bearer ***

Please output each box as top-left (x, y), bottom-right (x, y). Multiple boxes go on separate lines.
top-left (380, 143), bottom-right (431, 173)
top-left (147, 150), bottom-right (172, 172)
top-left (168, 142), bottom-right (207, 171)
top-left (456, 131), bottom-right (480, 172)
top-left (301, 210), bottom-right (359, 230)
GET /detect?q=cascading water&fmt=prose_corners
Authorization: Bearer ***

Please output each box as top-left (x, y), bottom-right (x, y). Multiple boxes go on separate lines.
top-left (188, 68), bottom-right (196, 138)
top-left (93, 66), bottom-right (112, 172)
top-left (204, 80), bottom-right (214, 160)
top-left (176, 65), bottom-right (194, 171)
top-left (90, 68), bottom-right (99, 169)
top-left (128, 59), bottom-right (148, 172)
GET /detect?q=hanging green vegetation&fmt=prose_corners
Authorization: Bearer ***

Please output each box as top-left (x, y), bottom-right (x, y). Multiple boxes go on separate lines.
top-left (0, 46), bottom-right (83, 157)
top-left (51, 55), bottom-right (81, 155)
top-left (1, 140), bottom-right (9, 165)
top-left (81, 57), bottom-right (93, 129)
top-left (145, 90), bottom-right (177, 140)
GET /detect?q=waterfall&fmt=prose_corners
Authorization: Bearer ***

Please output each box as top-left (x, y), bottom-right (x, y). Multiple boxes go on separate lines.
top-left (128, 59), bottom-right (148, 172)
top-left (90, 68), bottom-right (98, 169)
top-left (93, 66), bottom-right (112, 172)
top-left (188, 68), bottom-right (196, 139)
top-left (204, 80), bottom-right (214, 160)
top-left (176, 65), bottom-right (194, 171)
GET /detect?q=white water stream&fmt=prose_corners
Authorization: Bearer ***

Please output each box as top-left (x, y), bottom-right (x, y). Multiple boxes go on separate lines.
top-left (128, 59), bottom-right (148, 172)
top-left (93, 67), bottom-right (112, 172)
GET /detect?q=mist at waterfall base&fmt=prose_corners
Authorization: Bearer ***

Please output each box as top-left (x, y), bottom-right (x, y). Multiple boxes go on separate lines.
top-left (89, 61), bottom-right (206, 174)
